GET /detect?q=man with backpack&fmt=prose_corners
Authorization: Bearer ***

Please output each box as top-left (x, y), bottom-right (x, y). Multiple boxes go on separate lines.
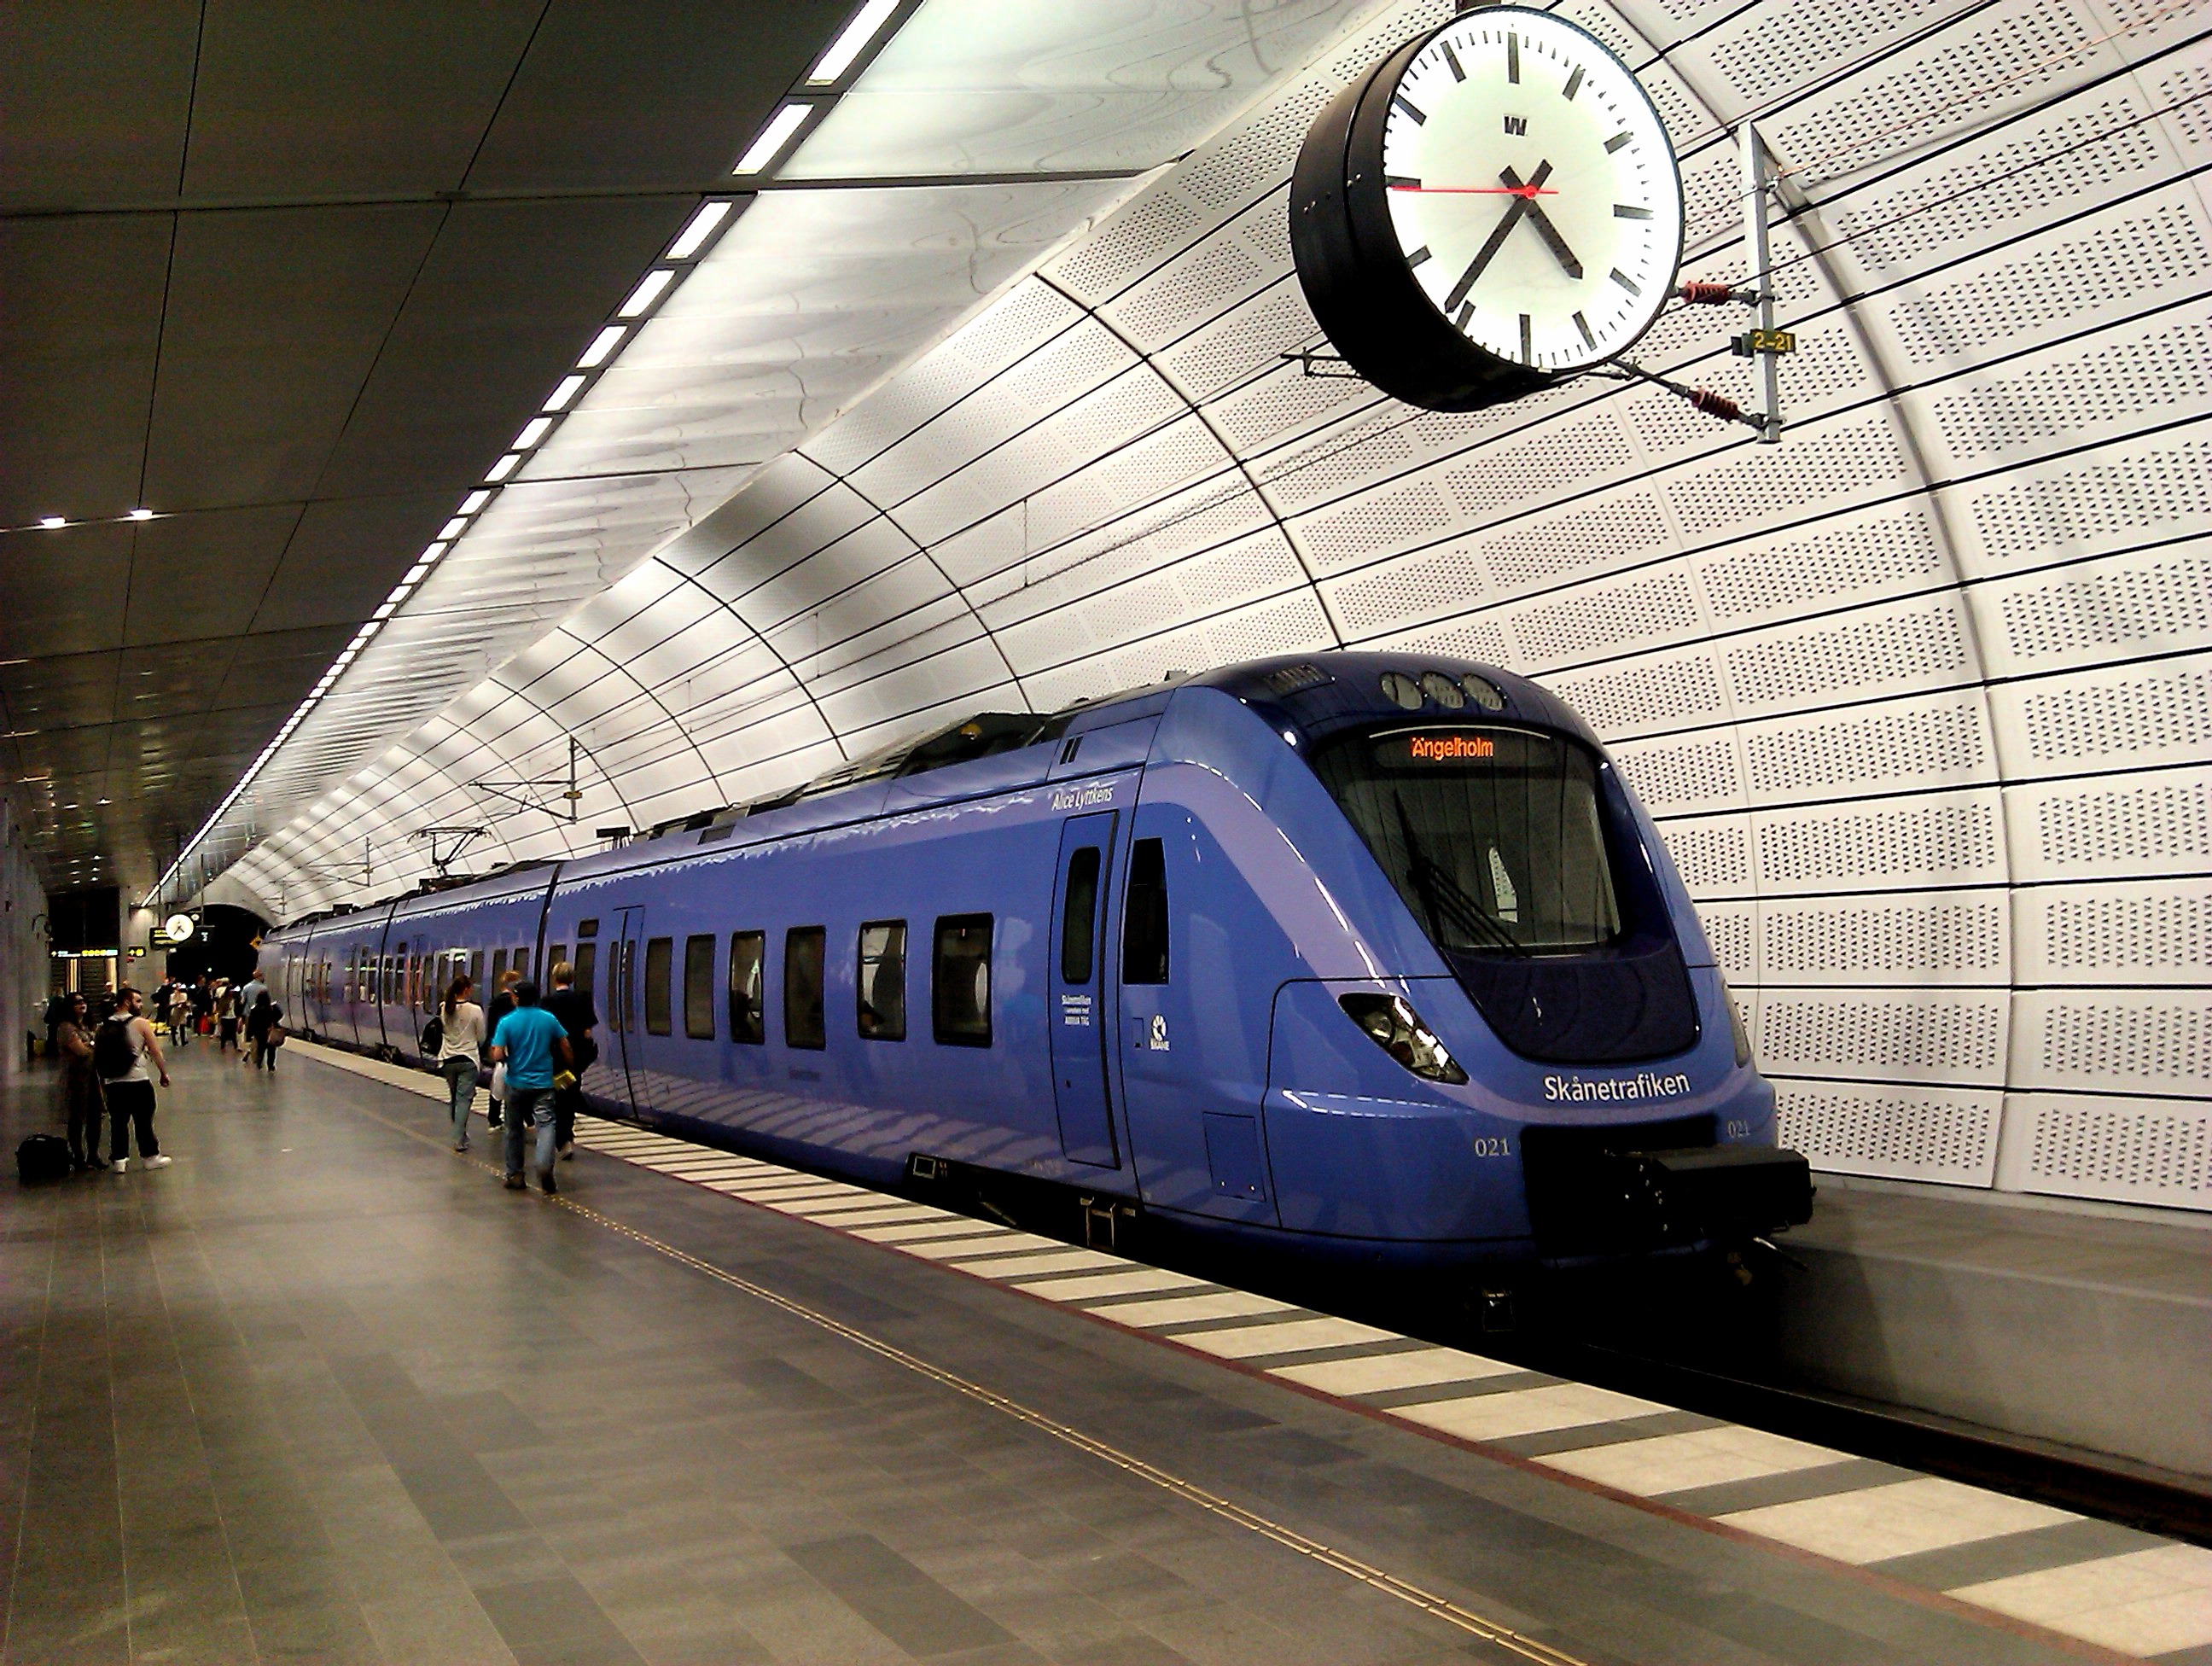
top-left (544, 960), bottom-right (599, 1162)
top-left (96, 987), bottom-right (172, 1174)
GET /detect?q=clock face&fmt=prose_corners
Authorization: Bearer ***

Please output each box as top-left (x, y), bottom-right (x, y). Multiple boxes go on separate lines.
top-left (1377, 9), bottom-right (1681, 373)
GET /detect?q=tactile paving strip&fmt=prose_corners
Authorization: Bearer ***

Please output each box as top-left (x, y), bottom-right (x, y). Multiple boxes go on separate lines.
top-left (300, 1042), bottom-right (2212, 1663)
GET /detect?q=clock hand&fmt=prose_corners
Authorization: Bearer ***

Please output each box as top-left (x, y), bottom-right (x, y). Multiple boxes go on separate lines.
top-left (1501, 163), bottom-right (1582, 279)
top-left (1444, 197), bottom-right (1528, 312)
top-left (1441, 159), bottom-right (1561, 312)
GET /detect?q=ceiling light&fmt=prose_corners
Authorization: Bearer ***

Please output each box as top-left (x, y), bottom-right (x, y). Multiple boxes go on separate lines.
top-left (545, 374), bottom-right (587, 411)
top-left (734, 102), bottom-right (813, 175)
top-left (38, 516), bottom-right (66, 530)
top-left (438, 517), bottom-right (467, 540)
top-left (579, 325), bottom-right (626, 369)
top-left (422, 542), bottom-right (447, 562)
top-left (618, 269), bottom-right (676, 318)
top-left (667, 201), bottom-right (732, 259)
top-left (373, 602), bottom-right (398, 620)
top-left (515, 416), bottom-right (553, 449)
top-left (460, 490), bottom-right (491, 514)
top-left (808, 0), bottom-right (901, 83)
top-left (128, 507), bottom-right (154, 521)
top-left (404, 562), bottom-right (432, 583)
top-left (486, 453), bottom-right (522, 482)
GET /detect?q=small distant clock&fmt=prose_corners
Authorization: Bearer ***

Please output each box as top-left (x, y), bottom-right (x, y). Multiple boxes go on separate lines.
top-left (1290, 7), bottom-right (1685, 411)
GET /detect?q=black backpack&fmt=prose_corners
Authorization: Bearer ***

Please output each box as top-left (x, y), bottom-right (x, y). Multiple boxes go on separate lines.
top-left (93, 1016), bottom-right (135, 1080)
top-left (17, 1133), bottom-right (73, 1184)
top-left (419, 1015), bottom-right (444, 1056)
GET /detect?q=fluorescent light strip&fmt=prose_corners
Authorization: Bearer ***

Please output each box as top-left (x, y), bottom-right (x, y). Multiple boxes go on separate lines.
top-left (619, 268), bottom-right (675, 317)
top-left (579, 325), bottom-right (626, 368)
top-left (667, 201), bottom-right (731, 259)
top-left (150, 3), bottom-right (915, 911)
top-left (808, 0), bottom-right (901, 83)
top-left (734, 102), bottom-right (812, 174)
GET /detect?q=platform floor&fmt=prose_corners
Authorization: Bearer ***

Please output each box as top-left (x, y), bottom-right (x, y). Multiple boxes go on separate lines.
top-left (3, 1043), bottom-right (2209, 1666)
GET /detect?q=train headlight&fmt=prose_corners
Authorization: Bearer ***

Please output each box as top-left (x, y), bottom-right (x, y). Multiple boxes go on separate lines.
top-left (1722, 978), bottom-right (1753, 1068)
top-left (1339, 993), bottom-right (1468, 1085)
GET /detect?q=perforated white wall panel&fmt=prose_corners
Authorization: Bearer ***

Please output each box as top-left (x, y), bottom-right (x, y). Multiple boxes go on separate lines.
top-left (230, 0), bottom-right (2210, 1212)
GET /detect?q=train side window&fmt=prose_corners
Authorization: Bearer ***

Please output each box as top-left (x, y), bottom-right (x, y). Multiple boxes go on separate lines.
top-left (1122, 838), bottom-right (1169, 984)
top-left (469, 950), bottom-right (483, 992)
top-left (513, 947), bottom-right (530, 981)
top-left (858, 921), bottom-right (906, 1041)
top-left (933, 915), bottom-right (992, 1047)
top-left (643, 938), bottom-right (672, 1035)
top-left (683, 935), bottom-right (716, 1040)
top-left (576, 917), bottom-right (598, 941)
top-left (547, 945), bottom-right (568, 984)
top-left (1061, 848), bottom-right (1101, 983)
top-left (571, 942), bottom-right (597, 1011)
top-left (784, 927), bottom-right (826, 1050)
top-left (492, 948), bottom-right (509, 988)
top-left (728, 932), bottom-right (765, 1043)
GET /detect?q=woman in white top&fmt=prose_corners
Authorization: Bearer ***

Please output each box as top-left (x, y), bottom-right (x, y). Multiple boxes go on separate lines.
top-left (436, 975), bottom-right (488, 1151)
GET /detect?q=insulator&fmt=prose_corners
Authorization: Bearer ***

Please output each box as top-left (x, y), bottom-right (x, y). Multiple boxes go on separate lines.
top-left (1678, 281), bottom-right (1739, 305)
top-left (1688, 387), bottom-right (1743, 422)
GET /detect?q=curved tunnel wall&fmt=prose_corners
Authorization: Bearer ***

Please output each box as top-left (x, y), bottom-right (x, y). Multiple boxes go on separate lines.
top-left (232, 0), bottom-right (2211, 1212)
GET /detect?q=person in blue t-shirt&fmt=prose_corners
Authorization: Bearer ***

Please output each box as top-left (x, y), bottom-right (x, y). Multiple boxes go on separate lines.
top-left (489, 982), bottom-right (572, 1194)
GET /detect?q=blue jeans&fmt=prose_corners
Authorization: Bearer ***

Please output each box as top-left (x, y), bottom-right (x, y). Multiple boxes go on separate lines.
top-left (503, 1086), bottom-right (556, 1180)
top-left (441, 1056), bottom-right (480, 1148)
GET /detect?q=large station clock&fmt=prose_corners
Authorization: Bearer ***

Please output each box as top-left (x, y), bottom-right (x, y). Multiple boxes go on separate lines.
top-left (1290, 8), bottom-right (1685, 411)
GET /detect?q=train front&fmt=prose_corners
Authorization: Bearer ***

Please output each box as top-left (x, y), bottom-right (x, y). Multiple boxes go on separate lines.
top-left (1187, 654), bottom-right (1813, 1269)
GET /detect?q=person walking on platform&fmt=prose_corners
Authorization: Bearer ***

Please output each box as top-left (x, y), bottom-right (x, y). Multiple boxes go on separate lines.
top-left (96, 986), bottom-right (171, 1174)
top-left (482, 969), bottom-right (521, 1131)
top-left (214, 979), bottom-right (241, 1053)
top-left (245, 990), bottom-right (285, 1071)
top-left (166, 981), bottom-right (195, 1048)
top-left (239, 969), bottom-right (267, 1019)
top-left (55, 993), bottom-right (105, 1171)
top-left (435, 974), bottom-right (486, 1152)
top-left (489, 982), bottom-right (570, 1196)
top-left (544, 960), bottom-right (599, 1162)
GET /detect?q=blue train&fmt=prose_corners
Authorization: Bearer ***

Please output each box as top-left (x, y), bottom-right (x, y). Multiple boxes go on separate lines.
top-left (259, 652), bottom-right (1811, 1270)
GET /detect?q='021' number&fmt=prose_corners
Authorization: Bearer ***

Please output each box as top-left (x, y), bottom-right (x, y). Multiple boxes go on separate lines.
top-left (1723, 1120), bottom-right (1751, 1139)
top-left (1470, 1136), bottom-right (1512, 1158)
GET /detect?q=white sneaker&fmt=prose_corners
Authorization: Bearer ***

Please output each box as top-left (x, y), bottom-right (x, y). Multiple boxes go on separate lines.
top-left (144, 1155), bottom-right (173, 1169)
top-left (113, 1157), bottom-right (127, 1174)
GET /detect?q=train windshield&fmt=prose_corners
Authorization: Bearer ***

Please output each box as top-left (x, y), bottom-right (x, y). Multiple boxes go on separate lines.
top-left (1311, 726), bottom-right (1621, 953)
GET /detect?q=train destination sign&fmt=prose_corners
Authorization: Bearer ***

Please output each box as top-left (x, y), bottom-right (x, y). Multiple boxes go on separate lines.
top-left (1403, 731), bottom-right (1498, 763)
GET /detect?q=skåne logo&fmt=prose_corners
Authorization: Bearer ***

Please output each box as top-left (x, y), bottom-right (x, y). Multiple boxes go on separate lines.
top-left (1542, 1071), bottom-right (1691, 1103)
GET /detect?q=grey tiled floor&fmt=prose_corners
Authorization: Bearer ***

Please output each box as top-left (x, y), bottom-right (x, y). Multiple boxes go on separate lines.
top-left (0, 1051), bottom-right (2114, 1665)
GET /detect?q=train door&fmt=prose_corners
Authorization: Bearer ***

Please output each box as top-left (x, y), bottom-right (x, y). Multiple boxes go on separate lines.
top-left (607, 906), bottom-right (653, 1116)
top-left (1048, 812), bottom-right (1120, 1168)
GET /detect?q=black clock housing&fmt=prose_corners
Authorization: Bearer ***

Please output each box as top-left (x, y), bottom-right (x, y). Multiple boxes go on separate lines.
top-left (1290, 26), bottom-right (1554, 413)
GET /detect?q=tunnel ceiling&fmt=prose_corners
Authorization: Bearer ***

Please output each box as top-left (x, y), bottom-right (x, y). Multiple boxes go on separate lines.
top-left (81, 0), bottom-right (2212, 1214)
top-left (0, 0), bottom-right (925, 897)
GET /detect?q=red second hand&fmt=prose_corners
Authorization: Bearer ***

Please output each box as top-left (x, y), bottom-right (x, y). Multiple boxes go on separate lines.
top-left (1388, 184), bottom-right (1557, 196)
